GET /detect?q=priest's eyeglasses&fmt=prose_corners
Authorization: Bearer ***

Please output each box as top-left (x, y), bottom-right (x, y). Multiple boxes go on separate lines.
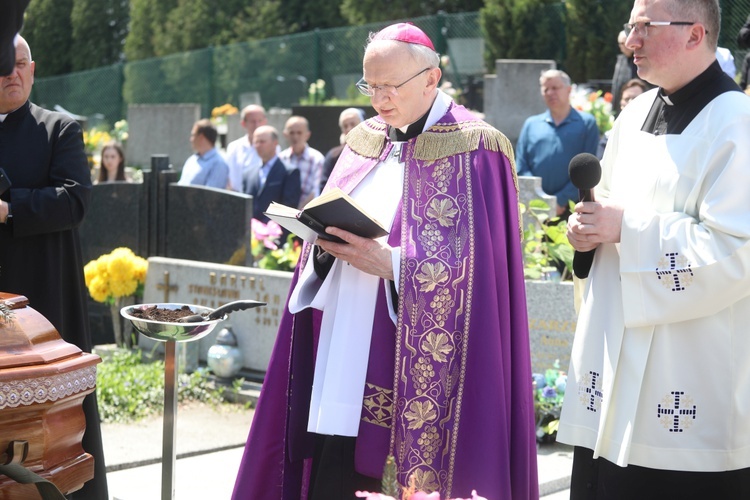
top-left (356, 67), bottom-right (431, 97)
top-left (623, 21), bottom-right (696, 38)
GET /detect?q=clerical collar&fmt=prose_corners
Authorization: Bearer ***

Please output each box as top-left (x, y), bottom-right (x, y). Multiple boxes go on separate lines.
top-left (1, 101), bottom-right (29, 123)
top-left (389, 107), bottom-right (430, 142)
top-left (642, 60), bottom-right (741, 135)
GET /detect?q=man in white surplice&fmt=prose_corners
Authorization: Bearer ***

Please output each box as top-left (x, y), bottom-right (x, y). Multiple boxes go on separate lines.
top-left (559, 0), bottom-right (750, 498)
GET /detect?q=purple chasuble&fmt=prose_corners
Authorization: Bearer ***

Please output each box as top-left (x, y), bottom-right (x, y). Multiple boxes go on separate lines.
top-left (232, 102), bottom-right (538, 499)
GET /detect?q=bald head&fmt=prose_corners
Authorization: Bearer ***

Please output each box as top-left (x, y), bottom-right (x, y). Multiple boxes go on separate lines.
top-left (0, 35), bottom-right (34, 113)
top-left (338, 108), bottom-right (364, 143)
top-left (253, 125), bottom-right (279, 163)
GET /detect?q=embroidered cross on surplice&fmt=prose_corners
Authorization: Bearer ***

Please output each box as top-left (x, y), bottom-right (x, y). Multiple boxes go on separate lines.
top-left (579, 370), bottom-right (604, 413)
top-left (656, 252), bottom-right (694, 291)
top-left (657, 391), bottom-right (697, 432)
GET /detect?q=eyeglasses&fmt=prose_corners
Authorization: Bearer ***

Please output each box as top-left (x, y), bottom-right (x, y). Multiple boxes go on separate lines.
top-left (356, 67), bottom-right (431, 97)
top-left (623, 21), bottom-right (696, 38)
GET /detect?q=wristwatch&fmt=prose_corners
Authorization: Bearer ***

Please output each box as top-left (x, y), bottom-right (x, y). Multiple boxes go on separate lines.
top-left (4, 202), bottom-right (12, 225)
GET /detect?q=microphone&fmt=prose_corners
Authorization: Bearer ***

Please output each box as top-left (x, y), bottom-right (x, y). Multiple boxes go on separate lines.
top-left (568, 153), bottom-right (602, 279)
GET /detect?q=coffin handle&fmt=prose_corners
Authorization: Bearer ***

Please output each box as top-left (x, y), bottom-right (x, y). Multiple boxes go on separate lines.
top-left (0, 440), bottom-right (67, 499)
top-left (1, 440), bottom-right (28, 466)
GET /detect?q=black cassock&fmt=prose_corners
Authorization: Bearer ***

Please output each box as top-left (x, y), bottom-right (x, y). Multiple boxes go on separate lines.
top-left (0, 100), bottom-right (108, 499)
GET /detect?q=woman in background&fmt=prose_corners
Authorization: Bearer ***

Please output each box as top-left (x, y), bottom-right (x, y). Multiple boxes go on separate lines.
top-left (97, 141), bottom-right (128, 183)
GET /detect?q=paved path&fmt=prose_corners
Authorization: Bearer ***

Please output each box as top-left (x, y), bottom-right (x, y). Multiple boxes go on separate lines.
top-left (103, 403), bottom-right (573, 499)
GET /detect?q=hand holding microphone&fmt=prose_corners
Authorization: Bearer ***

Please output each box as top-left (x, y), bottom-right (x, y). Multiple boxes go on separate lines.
top-left (568, 153), bottom-right (602, 279)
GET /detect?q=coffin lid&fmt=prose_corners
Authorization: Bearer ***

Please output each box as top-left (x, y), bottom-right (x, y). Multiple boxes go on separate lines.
top-left (0, 292), bottom-right (83, 370)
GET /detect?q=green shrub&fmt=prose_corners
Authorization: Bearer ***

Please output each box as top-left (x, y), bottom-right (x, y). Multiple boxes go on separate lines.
top-left (520, 199), bottom-right (574, 281)
top-left (96, 348), bottom-right (224, 423)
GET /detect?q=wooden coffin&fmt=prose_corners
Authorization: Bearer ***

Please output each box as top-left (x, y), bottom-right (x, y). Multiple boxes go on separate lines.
top-left (0, 293), bottom-right (101, 498)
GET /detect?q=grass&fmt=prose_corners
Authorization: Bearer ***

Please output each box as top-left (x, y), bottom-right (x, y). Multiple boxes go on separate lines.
top-left (96, 348), bottom-right (225, 423)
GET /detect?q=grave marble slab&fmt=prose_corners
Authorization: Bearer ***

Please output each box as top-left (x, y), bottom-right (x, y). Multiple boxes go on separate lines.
top-left (79, 182), bottom-right (147, 264)
top-left (517, 175), bottom-right (557, 229)
top-left (484, 59), bottom-right (556, 146)
top-left (127, 103), bottom-right (200, 170)
top-left (165, 185), bottom-right (252, 265)
top-left (525, 280), bottom-right (577, 375)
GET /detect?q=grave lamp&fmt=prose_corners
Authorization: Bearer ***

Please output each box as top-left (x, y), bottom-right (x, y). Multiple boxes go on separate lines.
top-left (207, 325), bottom-right (244, 379)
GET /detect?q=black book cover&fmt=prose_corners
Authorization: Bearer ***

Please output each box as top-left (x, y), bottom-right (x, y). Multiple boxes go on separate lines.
top-left (264, 188), bottom-right (388, 244)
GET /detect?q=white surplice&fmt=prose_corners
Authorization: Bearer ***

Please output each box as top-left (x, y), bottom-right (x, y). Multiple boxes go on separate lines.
top-left (557, 88), bottom-right (750, 472)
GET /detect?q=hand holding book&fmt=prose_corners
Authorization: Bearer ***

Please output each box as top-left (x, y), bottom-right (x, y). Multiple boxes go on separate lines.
top-left (264, 188), bottom-right (389, 244)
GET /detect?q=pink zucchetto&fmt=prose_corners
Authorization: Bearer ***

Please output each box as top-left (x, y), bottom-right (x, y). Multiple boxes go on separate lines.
top-left (372, 22), bottom-right (435, 51)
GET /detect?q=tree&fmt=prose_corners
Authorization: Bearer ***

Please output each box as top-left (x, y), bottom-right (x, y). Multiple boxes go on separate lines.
top-left (565, 0), bottom-right (631, 83)
top-left (279, 0), bottom-right (346, 32)
top-left (341, 0), bottom-right (483, 25)
top-left (22, 0), bottom-right (74, 77)
top-left (223, 0), bottom-right (296, 43)
top-left (142, 0), bottom-right (292, 57)
top-left (70, 0), bottom-right (129, 71)
top-left (481, 0), bottom-right (566, 71)
top-left (124, 0), bottom-right (177, 60)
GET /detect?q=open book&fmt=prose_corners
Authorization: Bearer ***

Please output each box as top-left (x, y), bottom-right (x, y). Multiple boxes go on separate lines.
top-left (264, 187), bottom-right (389, 244)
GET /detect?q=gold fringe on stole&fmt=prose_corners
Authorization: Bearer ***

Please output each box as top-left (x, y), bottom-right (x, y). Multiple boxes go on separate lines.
top-left (346, 118), bottom-right (524, 240)
top-left (346, 119), bottom-right (387, 159)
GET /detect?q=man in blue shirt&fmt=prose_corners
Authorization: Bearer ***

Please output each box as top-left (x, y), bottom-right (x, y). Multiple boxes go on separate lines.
top-left (178, 118), bottom-right (229, 188)
top-left (516, 69), bottom-right (600, 215)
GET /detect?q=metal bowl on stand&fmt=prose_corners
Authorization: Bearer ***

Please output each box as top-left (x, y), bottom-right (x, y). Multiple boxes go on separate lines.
top-left (120, 303), bottom-right (224, 342)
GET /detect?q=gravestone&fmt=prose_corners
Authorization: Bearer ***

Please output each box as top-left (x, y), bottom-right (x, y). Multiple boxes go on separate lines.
top-left (239, 92), bottom-right (262, 109)
top-left (165, 184), bottom-right (253, 265)
top-left (446, 38), bottom-right (485, 77)
top-left (516, 175), bottom-right (557, 230)
top-left (525, 280), bottom-right (577, 375)
top-left (126, 103), bottom-right (200, 170)
top-left (332, 74), bottom-right (360, 100)
top-left (79, 182), bottom-right (148, 268)
top-left (138, 257), bottom-right (293, 374)
top-left (291, 105), bottom-right (377, 155)
top-left (79, 182), bottom-right (148, 345)
top-left (267, 107), bottom-right (293, 150)
top-left (225, 114), bottom-right (244, 146)
top-left (484, 60), bottom-right (556, 146)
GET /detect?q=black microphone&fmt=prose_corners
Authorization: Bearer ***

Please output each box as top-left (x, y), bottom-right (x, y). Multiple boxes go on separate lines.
top-left (568, 153), bottom-right (602, 279)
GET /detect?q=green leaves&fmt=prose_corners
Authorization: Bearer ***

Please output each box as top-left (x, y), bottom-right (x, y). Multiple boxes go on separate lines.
top-left (519, 200), bottom-right (573, 281)
top-left (96, 348), bottom-right (224, 423)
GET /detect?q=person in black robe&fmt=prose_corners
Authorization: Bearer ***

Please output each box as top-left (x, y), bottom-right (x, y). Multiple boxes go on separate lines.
top-left (0, 35), bottom-right (108, 499)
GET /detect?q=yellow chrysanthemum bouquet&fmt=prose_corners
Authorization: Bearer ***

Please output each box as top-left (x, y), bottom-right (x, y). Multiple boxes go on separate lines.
top-left (84, 247), bottom-right (148, 304)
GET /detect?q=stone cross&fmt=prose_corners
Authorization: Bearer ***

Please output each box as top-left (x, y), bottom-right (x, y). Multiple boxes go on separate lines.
top-left (156, 271), bottom-right (178, 302)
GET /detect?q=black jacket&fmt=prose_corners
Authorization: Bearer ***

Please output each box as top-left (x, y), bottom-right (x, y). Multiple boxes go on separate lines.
top-left (243, 156), bottom-right (301, 222)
